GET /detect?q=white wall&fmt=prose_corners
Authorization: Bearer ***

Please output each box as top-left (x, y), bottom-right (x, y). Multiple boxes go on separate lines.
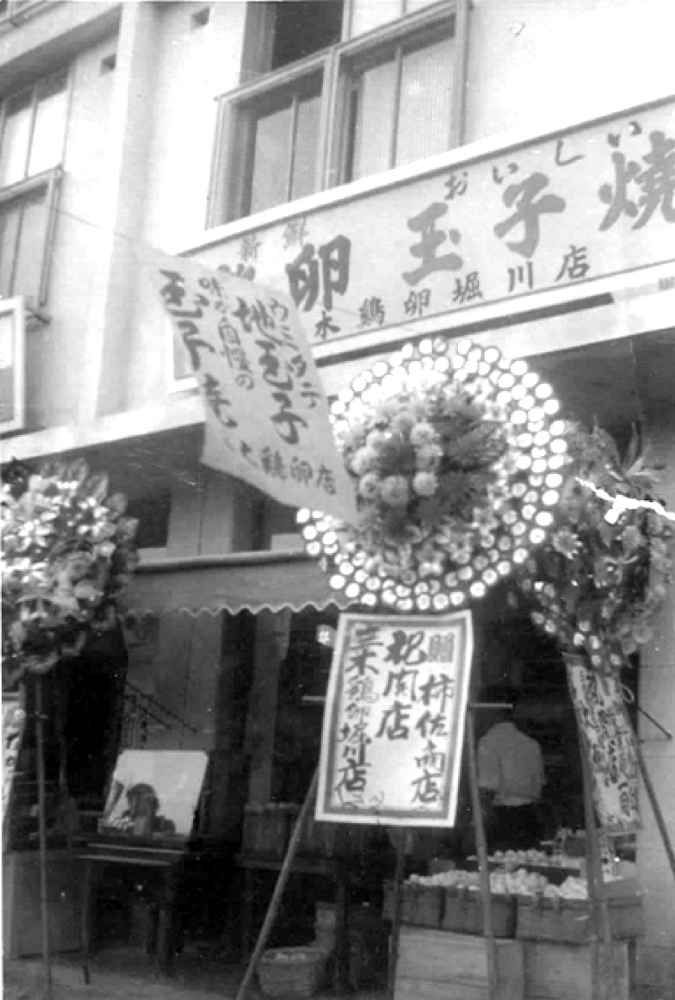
top-left (467, 0), bottom-right (675, 143)
top-left (124, 1), bottom-right (249, 413)
top-left (142, 0), bottom-right (248, 251)
top-left (25, 34), bottom-right (117, 428)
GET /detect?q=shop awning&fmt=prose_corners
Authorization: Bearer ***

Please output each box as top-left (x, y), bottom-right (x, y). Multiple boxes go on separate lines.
top-left (125, 550), bottom-right (349, 617)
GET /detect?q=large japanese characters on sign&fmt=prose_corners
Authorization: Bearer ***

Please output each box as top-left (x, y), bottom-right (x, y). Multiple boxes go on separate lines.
top-left (316, 612), bottom-right (473, 827)
top-left (197, 98), bottom-right (675, 345)
top-left (566, 658), bottom-right (640, 833)
top-left (153, 255), bottom-right (358, 523)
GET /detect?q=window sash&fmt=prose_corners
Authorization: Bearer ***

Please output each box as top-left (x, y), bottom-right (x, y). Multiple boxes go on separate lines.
top-left (0, 296), bottom-right (26, 435)
top-left (210, 1), bottom-right (462, 225)
top-left (0, 72), bottom-right (68, 190)
top-left (0, 167), bottom-right (62, 306)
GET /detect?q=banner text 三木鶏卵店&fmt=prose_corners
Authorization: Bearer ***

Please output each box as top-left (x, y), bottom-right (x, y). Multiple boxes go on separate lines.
top-left (316, 611), bottom-right (474, 827)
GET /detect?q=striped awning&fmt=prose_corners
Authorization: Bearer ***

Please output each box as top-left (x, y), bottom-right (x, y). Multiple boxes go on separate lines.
top-left (125, 549), bottom-right (349, 617)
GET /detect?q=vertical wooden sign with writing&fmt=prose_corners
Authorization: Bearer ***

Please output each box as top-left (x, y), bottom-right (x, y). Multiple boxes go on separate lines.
top-left (566, 656), bottom-right (640, 833)
top-left (316, 612), bottom-right (473, 827)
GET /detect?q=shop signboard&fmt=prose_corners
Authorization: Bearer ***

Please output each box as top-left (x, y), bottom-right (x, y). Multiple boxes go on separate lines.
top-left (566, 658), bottom-right (640, 833)
top-left (197, 96), bottom-right (675, 348)
top-left (153, 255), bottom-right (358, 524)
top-left (316, 611), bottom-right (473, 827)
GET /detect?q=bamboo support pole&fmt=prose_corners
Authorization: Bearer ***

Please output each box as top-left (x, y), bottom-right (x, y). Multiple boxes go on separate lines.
top-left (387, 832), bottom-right (408, 1000)
top-left (580, 746), bottom-right (619, 1000)
top-left (35, 677), bottom-right (53, 998)
top-left (466, 707), bottom-right (499, 1000)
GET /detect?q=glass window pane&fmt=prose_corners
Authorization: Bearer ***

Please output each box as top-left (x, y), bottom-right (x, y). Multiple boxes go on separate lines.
top-left (0, 201), bottom-right (21, 297)
top-left (248, 103), bottom-right (292, 215)
top-left (396, 36), bottom-right (453, 167)
top-left (29, 77), bottom-right (68, 176)
top-left (0, 91), bottom-right (32, 188)
top-left (290, 93), bottom-right (320, 202)
top-left (350, 0), bottom-right (401, 38)
top-left (9, 190), bottom-right (48, 302)
top-left (349, 57), bottom-right (397, 181)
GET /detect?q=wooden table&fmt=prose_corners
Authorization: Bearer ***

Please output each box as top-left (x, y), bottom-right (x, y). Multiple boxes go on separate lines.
top-left (79, 837), bottom-right (189, 977)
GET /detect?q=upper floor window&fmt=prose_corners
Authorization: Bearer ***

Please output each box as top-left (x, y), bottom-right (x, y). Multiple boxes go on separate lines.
top-left (210, 2), bottom-right (460, 225)
top-left (0, 72), bottom-right (68, 306)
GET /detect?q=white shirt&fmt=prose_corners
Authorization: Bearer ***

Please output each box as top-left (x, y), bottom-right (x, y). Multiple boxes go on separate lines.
top-left (477, 721), bottom-right (545, 807)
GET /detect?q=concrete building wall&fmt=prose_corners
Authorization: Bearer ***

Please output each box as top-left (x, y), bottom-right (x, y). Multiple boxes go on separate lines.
top-left (8, 0), bottom-right (675, 425)
top-left (467, 0), bottom-right (675, 143)
top-left (22, 32), bottom-right (117, 428)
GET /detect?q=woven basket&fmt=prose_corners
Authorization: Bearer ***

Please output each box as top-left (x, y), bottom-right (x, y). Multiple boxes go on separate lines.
top-left (258, 946), bottom-right (328, 998)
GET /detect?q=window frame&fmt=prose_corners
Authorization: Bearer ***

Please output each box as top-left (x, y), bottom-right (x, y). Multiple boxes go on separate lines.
top-left (334, 16), bottom-right (457, 185)
top-left (0, 296), bottom-right (26, 436)
top-left (208, 1), bottom-right (465, 227)
top-left (0, 166), bottom-right (62, 307)
top-left (209, 49), bottom-right (336, 225)
top-left (166, 315), bottom-right (198, 394)
top-left (0, 70), bottom-right (70, 307)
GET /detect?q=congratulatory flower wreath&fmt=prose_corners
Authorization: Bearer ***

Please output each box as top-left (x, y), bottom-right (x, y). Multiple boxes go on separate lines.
top-left (2, 458), bottom-right (138, 681)
top-left (517, 423), bottom-right (673, 674)
top-left (299, 337), bottom-right (568, 613)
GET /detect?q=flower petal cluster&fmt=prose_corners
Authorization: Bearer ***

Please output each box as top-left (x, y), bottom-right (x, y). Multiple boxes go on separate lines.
top-left (517, 425), bottom-right (673, 673)
top-left (300, 337), bottom-right (567, 613)
top-left (2, 458), bottom-right (139, 679)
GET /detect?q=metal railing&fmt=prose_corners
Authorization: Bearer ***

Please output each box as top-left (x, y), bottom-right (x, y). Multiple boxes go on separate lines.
top-left (120, 680), bottom-right (198, 749)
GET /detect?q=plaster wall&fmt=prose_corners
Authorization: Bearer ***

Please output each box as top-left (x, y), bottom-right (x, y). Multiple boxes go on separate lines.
top-left (21, 33), bottom-right (117, 428)
top-left (466, 0), bottom-right (675, 143)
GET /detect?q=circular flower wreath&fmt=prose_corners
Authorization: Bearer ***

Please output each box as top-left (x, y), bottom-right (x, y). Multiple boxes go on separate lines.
top-left (1, 458), bottom-right (139, 679)
top-left (298, 337), bottom-right (568, 613)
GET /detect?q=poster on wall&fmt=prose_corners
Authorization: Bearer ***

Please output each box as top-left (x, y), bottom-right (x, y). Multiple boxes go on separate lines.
top-left (316, 612), bottom-right (473, 827)
top-left (152, 254), bottom-right (358, 525)
top-left (99, 749), bottom-right (209, 840)
top-left (566, 659), bottom-right (640, 833)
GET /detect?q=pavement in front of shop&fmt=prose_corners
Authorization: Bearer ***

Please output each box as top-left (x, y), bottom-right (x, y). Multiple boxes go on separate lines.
top-left (5, 947), bottom-right (673, 1000)
top-left (3, 947), bottom-right (387, 1000)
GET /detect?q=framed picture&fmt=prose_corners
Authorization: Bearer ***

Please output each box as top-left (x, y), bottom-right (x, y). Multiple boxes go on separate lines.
top-left (99, 749), bottom-right (208, 840)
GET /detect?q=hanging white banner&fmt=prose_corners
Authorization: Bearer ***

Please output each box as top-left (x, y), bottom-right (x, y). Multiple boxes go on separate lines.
top-left (317, 611), bottom-right (474, 827)
top-left (566, 657), bottom-right (640, 833)
top-left (153, 255), bottom-right (358, 524)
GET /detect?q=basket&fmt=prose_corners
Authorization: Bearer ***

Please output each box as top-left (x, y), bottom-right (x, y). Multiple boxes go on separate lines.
top-left (258, 946), bottom-right (329, 998)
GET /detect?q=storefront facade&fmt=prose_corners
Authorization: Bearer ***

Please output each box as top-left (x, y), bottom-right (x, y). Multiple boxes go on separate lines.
top-left (2, 0), bottom-right (674, 986)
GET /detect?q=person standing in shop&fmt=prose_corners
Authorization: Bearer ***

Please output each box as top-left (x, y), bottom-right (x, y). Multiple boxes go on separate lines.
top-left (476, 683), bottom-right (546, 851)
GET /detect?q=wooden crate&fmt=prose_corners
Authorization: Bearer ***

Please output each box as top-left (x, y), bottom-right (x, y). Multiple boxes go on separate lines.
top-left (394, 926), bottom-right (524, 1000)
top-left (383, 882), bottom-right (444, 928)
top-left (442, 888), bottom-right (516, 938)
top-left (522, 940), bottom-right (635, 1000)
top-left (516, 896), bottom-right (644, 944)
